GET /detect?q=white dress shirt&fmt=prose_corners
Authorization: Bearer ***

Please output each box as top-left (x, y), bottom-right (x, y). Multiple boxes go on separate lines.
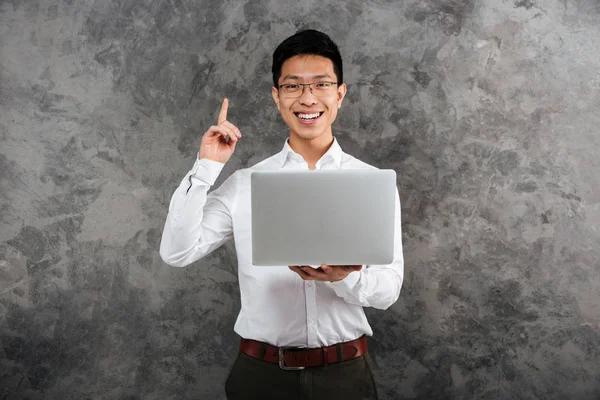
top-left (159, 137), bottom-right (404, 348)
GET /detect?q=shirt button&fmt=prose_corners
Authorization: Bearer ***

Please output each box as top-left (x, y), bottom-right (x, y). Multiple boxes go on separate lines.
top-left (308, 282), bottom-right (313, 287)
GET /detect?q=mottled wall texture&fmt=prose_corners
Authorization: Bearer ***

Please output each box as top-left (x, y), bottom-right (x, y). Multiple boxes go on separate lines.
top-left (1, 0), bottom-right (599, 399)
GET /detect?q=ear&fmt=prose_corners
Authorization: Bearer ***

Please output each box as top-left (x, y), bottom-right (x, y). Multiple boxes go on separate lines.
top-left (336, 83), bottom-right (347, 109)
top-left (271, 86), bottom-right (281, 111)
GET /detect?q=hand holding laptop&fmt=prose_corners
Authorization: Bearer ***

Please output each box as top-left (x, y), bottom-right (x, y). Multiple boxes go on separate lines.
top-left (198, 98), bottom-right (242, 163)
top-left (288, 264), bottom-right (363, 282)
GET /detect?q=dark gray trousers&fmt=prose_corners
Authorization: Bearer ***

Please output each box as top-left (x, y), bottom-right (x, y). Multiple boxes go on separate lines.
top-left (225, 350), bottom-right (379, 400)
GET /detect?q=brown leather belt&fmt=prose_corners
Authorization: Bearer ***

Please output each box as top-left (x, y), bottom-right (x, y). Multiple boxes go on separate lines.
top-left (239, 335), bottom-right (368, 370)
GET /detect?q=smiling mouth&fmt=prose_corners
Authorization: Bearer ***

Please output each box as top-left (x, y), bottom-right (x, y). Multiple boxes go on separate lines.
top-left (294, 112), bottom-right (324, 122)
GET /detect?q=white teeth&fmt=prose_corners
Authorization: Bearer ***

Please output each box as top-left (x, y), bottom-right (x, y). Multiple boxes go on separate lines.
top-left (298, 113), bottom-right (321, 120)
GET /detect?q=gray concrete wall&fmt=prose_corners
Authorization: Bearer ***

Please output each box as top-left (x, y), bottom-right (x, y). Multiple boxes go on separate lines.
top-left (1, 0), bottom-right (599, 399)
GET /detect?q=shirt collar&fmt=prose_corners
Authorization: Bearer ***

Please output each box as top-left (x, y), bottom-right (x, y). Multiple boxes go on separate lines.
top-left (277, 136), bottom-right (343, 168)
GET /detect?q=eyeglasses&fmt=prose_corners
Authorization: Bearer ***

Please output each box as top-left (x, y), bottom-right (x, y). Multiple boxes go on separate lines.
top-left (277, 81), bottom-right (339, 98)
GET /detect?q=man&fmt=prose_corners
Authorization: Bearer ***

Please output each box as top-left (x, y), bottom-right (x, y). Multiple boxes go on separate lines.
top-left (159, 29), bottom-right (404, 400)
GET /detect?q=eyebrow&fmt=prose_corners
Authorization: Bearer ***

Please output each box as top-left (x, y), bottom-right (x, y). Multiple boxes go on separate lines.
top-left (281, 74), bottom-right (333, 81)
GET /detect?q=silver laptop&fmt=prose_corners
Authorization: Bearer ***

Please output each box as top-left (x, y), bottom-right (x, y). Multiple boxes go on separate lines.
top-left (251, 169), bottom-right (397, 266)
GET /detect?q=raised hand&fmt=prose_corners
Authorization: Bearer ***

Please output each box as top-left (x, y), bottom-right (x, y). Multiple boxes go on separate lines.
top-left (198, 98), bottom-right (242, 163)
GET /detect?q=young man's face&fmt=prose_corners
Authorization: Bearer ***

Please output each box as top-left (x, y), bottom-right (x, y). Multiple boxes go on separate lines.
top-left (271, 54), bottom-right (347, 142)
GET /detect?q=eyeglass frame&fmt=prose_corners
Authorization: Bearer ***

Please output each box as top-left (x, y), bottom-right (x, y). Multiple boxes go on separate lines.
top-left (276, 81), bottom-right (340, 98)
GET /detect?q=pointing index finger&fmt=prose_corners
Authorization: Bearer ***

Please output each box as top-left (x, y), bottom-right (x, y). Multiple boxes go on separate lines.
top-left (218, 98), bottom-right (228, 125)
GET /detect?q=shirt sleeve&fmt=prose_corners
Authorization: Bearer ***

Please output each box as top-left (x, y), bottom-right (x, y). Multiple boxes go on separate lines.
top-left (159, 155), bottom-right (236, 267)
top-left (328, 187), bottom-right (404, 310)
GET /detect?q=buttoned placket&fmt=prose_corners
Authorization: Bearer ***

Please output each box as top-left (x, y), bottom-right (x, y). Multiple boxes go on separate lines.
top-left (305, 279), bottom-right (318, 347)
top-left (284, 150), bottom-right (336, 347)
top-left (304, 157), bottom-right (334, 346)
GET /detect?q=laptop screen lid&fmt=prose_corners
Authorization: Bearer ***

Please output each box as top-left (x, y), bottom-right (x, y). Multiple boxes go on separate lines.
top-left (251, 169), bottom-right (396, 266)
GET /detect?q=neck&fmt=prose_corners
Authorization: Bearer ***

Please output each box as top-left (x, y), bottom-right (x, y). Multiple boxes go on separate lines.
top-left (288, 131), bottom-right (334, 169)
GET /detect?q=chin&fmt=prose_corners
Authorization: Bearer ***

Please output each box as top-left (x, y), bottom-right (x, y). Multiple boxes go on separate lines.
top-left (291, 122), bottom-right (327, 137)
top-left (295, 130), bottom-right (326, 141)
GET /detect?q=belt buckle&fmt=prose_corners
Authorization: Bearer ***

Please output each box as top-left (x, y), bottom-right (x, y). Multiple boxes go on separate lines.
top-left (278, 348), bottom-right (305, 370)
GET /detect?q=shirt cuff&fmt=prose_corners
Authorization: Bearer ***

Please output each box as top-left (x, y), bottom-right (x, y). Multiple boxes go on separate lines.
top-left (191, 154), bottom-right (226, 186)
top-left (329, 269), bottom-right (362, 294)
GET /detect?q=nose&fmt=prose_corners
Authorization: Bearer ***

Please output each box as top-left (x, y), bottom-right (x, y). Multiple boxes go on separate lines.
top-left (298, 85), bottom-right (318, 105)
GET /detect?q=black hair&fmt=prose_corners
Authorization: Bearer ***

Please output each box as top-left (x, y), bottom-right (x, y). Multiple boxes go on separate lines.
top-left (271, 29), bottom-right (343, 87)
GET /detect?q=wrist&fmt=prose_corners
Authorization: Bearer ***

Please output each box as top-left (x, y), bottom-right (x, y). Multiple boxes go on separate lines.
top-left (330, 269), bottom-right (361, 287)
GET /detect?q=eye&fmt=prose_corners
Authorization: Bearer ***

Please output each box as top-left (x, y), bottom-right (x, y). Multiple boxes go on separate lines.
top-left (316, 82), bottom-right (331, 88)
top-left (284, 84), bottom-right (299, 89)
